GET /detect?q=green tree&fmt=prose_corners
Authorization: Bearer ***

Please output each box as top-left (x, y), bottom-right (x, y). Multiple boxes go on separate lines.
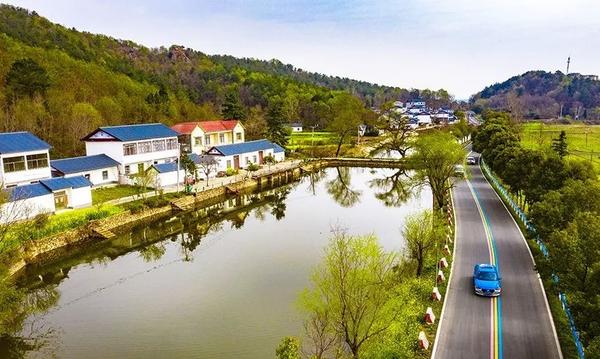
top-left (5, 58), bottom-right (50, 100)
top-left (409, 131), bottom-right (466, 210)
top-left (275, 336), bottom-right (300, 359)
top-left (299, 232), bottom-right (399, 359)
top-left (551, 130), bottom-right (568, 159)
top-left (266, 98), bottom-right (290, 147)
top-left (180, 154), bottom-right (197, 180)
top-left (402, 210), bottom-right (446, 276)
top-left (243, 105), bottom-right (267, 140)
top-left (372, 103), bottom-right (413, 158)
top-left (327, 93), bottom-right (367, 157)
top-left (221, 89), bottom-right (246, 120)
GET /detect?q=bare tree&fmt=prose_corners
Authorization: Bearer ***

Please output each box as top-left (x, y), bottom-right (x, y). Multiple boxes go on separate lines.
top-left (372, 103), bottom-right (414, 158)
top-left (197, 155), bottom-right (219, 184)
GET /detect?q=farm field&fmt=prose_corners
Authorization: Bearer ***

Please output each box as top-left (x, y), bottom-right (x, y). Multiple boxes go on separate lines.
top-left (287, 131), bottom-right (339, 150)
top-left (521, 122), bottom-right (600, 171)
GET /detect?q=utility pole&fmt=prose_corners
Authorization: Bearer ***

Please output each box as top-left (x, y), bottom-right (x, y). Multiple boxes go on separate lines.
top-left (566, 56), bottom-right (571, 75)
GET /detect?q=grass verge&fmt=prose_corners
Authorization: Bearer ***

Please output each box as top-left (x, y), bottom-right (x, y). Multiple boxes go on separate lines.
top-left (92, 185), bottom-right (140, 204)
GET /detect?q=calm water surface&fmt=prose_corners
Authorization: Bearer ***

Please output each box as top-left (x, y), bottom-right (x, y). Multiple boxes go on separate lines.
top-left (18, 167), bottom-right (431, 358)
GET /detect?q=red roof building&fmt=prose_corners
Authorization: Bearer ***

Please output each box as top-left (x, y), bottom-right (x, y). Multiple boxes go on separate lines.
top-left (171, 120), bottom-right (245, 154)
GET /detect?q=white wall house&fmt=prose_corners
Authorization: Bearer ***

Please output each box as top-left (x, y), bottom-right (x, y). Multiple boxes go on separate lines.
top-left (206, 139), bottom-right (285, 172)
top-left (149, 162), bottom-right (186, 188)
top-left (0, 176), bottom-right (93, 224)
top-left (51, 154), bottom-right (120, 187)
top-left (0, 132), bottom-right (52, 188)
top-left (172, 120), bottom-right (245, 154)
top-left (289, 123), bottom-right (303, 132)
top-left (83, 123), bottom-right (180, 185)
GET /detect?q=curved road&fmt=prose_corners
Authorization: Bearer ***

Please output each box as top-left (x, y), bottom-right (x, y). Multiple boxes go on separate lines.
top-left (432, 153), bottom-right (562, 359)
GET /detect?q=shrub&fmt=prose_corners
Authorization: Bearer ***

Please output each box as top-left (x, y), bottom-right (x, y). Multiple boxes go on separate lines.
top-left (126, 202), bottom-right (147, 214)
top-left (247, 163), bottom-right (260, 171)
top-left (226, 167), bottom-right (238, 176)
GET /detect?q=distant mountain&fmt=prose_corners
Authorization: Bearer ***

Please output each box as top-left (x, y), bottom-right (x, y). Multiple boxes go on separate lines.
top-left (0, 4), bottom-right (456, 156)
top-left (470, 70), bottom-right (600, 120)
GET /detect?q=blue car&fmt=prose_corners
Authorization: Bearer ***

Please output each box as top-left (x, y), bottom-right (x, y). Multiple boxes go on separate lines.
top-left (473, 264), bottom-right (502, 297)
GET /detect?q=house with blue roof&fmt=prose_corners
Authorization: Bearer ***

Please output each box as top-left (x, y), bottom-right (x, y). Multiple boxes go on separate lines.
top-left (0, 132), bottom-right (52, 188)
top-left (82, 123), bottom-right (180, 185)
top-left (51, 154), bottom-right (120, 186)
top-left (206, 139), bottom-right (285, 172)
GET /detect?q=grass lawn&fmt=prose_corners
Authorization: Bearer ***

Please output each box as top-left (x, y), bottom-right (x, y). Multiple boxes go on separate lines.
top-left (0, 205), bottom-right (123, 258)
top-left (92, 185), bottom-right (141, 204)
top-left (521, 122), bottom-right (600, 171)
top-left (288, 131), bottom-right (339, 150)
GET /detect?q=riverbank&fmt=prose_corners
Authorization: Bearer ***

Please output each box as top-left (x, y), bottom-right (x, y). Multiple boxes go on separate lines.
top-left (6, 158), bottom-right (411, 278)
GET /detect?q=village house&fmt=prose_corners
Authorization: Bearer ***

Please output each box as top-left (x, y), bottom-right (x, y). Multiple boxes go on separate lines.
top-left (51, 154), bottom-right (120, 187)
top-left (0, 132), bottom-right (52, 188)
top-left (289, 122), bottom-right (303, 132)
top-left (171, 120), bottom-right (245, 154)
top-left (206, 139), bottom-right (285, 172)
top-left (0, 132), bottom-right (92, 222)
top-left (82, 123), bottom-right (180, 185)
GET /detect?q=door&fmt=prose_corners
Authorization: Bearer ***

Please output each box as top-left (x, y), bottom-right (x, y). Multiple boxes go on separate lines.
top-left (233, 155), bottom-right (240, 169)
top-left (258, 151), bottom-right (264, 164)
top-left (54, 191), bottom-right (67, 209)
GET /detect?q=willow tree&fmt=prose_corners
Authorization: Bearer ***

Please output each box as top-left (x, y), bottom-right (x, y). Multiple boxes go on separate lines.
top-left (299, 233), bottom-right (399, 359)
top-left (409, 131), bottom-right (465, 210)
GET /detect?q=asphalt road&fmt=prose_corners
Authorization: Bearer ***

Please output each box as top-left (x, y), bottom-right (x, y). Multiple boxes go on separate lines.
top-left (432, 153), bottom-right (562, 359)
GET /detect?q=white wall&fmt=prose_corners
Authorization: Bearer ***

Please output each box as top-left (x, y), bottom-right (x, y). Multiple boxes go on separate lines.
top-left (233, 123), bottom-right (245, 143)
top-left (85, 138), bottom-right (179, 166)
top-left (67, 186), bottom-right (92, 208)
top-left (215, 148), bottom-right (278, 172)
top-left (154, 169), bottom-right (186, 188)
top-left (63, 167), bottom-right (119, 187)
top-left (0, 194), bottom-right (55, 224)
top-left (273, 152), bottom-right (285, 162)
top-left (0, 150), bottom-right (52, 187)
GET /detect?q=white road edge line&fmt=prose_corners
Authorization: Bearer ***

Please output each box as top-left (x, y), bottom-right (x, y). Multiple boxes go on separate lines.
top-left (430, 171), bottom-right (459, 359)
top-left (478, 159), bottom-right (563, 359)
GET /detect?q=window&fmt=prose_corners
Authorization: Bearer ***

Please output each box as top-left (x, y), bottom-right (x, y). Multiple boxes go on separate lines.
top-left (124, 165), bottom-right (130, 175)
top-left (219, 133), bottom-right (225, 143)
top-left (226, 160), bottom-right (232, 168)
top-left (138, 141), bottom-right (152, 154)
top-left (194, 137), bottom-right (202, 146)
top-left (3, 156), bottom-right (26, 173)
top-left (85, 174), bottom-right (91, 180)
top-left (153, 140), bottom-right (166, 152)
top-left (102, 170), bottom-right (108, 180)
top-left (236, 132), bottom-right (242, 141)
top-left (246, 157), bottom-right (251, 165)
top-left (204, 135), bottom-right (211, 145)
top-left (26, 153), bottom-right (49, 169)
top-left (138, 163), bottom-right (145, 174)
top-left (166, 138), bottom-right (178, 150)
top-left (123, 143), bottom-right (137, 156)
top-left (253, 155), bottom-right (257, 163)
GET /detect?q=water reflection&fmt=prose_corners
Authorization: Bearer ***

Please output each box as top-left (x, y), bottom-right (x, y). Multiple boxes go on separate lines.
top-left (326, 167), bottom-right (362, 207)
top-left (7, 166), bottom-right (429, 358)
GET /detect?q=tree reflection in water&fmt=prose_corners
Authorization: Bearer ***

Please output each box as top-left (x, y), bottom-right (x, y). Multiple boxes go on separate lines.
top-left (326, 167), bottom-right (362, 207)
top-left (369, 168), bottom-right (414, 207)
top-left (0, 285), bottom-right (60, 358)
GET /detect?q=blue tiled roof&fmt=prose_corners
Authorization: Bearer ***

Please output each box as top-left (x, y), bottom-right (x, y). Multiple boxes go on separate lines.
top-left (208, 139), bottom-right (281, 156)
top-left (9, 183), bottom-right (51, 200)
top-left (152, 162), bottom-right (179, 173)
top-left (272, 143), bottom-right (285, 153)
top-left (85, 123), bottom-right (179, 142)
top-left (0, 132), bottom-right (51, 154)
top-left (51, 154), bottom-right (119, 174)
top-left (40, 176), bottom-right (92, 191)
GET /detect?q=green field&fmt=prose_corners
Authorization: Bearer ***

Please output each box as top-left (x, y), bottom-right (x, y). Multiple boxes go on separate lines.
top-left (521, 122), bottom-right (600, 170)
top-left (92, 185), bottom-right (141, 204)
top-left (287, 131), bottom-right (339, 150)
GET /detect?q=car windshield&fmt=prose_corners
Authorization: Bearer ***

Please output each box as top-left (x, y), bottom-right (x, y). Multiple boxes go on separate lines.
top-left (478, 271), bottom-right (497, 281)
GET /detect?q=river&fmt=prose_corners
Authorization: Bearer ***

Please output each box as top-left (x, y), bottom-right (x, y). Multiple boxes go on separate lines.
top-left (12, 167), bottom-right (431, 358)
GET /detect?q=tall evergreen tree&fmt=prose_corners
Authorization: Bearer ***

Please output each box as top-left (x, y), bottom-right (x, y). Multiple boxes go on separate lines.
top-left (552, 130), bottom-right (568, 159)
top-left (266, 99), bottom-right (289, 146)
top-left (221, 90), bottom-right (246, 120)
top-left (5, 58), bottom-right (50, 99)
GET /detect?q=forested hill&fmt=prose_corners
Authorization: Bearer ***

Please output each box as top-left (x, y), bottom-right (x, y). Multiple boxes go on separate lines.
top-left (0, 5), bottom-right (454, 157)
top-left (470, 70), bottom-right (600, 120)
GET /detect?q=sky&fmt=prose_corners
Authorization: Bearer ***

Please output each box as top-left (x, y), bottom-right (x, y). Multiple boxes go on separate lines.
top-left (4, 0), bottom-right (600, 99)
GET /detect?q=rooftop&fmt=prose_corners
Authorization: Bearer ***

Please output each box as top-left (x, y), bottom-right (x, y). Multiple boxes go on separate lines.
top-left (171, 120), bottom-right (240, 135)
top-left (83, 123), bottom-right (178, 142)
top-left (207, 139), bottom-right (282, 156)
top-left (0, 132), bottom-right (51, 155)
top-left (8, 175), bottom-right (91, 200)
top-left (51, 154), bottom-right (120, 175)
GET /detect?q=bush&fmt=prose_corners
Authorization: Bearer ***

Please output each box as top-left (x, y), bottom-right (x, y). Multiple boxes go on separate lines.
top-left (125, 202), bottom-right (147, 214)
top-left (226, 167), bottom-right (238, 176)
top-left (144, 196), bottom-right (169, 208)
top-left (247, 163), bottom-right (260, 171)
